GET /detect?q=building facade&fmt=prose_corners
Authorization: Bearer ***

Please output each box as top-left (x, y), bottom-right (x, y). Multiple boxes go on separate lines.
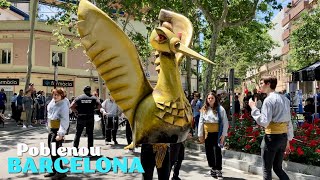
top-left (246, 0), bottom-right (318, 93)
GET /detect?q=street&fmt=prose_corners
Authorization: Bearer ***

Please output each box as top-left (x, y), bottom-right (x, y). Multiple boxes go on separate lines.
top-left (0, 121), bottom-right (263, 180)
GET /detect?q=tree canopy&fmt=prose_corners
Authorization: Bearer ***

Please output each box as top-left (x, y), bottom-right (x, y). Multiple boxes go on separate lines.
top-left (289, 6), bottom-right (320, 72)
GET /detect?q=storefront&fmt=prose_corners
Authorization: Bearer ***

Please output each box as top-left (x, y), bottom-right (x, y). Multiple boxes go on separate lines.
top-left (0, 78), bottom-right (20, 113)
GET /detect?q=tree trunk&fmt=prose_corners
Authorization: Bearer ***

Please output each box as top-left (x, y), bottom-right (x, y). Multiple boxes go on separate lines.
top-left (202, 25), bottom-right (220, 97)
top-left (25, 0), bottom-right (38, 91)
top-left (186, 56), bottom-right (192, 96)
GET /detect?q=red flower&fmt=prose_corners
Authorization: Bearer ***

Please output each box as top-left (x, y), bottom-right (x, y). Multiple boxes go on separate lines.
top-left (245, 144), bottom-right (251, 150)
top-left (290, 144), bottom-right (295, 152)
top-left (296, 147), bottom-right (304, 156)
top-left (315, 149), bottom-right (320, 154)
top-left (291, 112), bottom-right (296, 117)
top-left (309, 140), bottom-right (318, 147)
top-left (246, 126), bottom-right (253, 133)
top-left (254, 130), bottom-right (260, 136)
top-left (249, 137), bottom-right (256, 143)
top-left (291, 139), bottom-right (297, 144)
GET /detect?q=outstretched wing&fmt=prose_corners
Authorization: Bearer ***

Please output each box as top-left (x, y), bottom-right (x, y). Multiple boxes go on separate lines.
top-left (77, 0), bottom-right (153, 123)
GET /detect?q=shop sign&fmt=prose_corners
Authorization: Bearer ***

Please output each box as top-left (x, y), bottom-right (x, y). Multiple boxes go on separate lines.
top-left (0, 79), bottom-right (19, 86)
top-left (42, 80), bottom-right (74, 87)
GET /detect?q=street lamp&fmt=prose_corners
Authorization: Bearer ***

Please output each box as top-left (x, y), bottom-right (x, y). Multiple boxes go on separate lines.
top-left (52, 53), bottom-right (60, 89)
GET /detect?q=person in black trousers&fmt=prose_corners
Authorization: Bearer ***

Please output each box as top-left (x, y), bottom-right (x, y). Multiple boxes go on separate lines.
top-left (141, 143), bottom-right (171, 180)
top-left (170, 142), bottom-right (185, 180)
top-left (70, 86), bottom-right (101, 153)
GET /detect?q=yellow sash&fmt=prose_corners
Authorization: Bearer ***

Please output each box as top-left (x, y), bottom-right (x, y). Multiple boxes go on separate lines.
top-left (265, 122), bottom-right (288, 134)
top-left (50, 119), bottom-right (60, 129)
top-left (204, 123), bottom-right (219, 139)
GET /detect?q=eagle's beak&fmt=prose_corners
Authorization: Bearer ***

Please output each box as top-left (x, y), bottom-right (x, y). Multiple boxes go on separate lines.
top-left (175, 42), bottom-right (214, 64)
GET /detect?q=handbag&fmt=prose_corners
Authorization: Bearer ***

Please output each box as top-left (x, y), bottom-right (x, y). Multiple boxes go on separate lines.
top-left (21, 111), bottom-right (27, 121)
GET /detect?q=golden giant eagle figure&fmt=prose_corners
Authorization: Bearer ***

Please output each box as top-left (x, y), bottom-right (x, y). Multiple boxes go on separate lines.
top-left (77, 0), bottom-right (213, 147)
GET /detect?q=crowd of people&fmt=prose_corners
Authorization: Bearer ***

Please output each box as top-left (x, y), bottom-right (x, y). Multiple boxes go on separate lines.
top-left (0, 75), bottom-right (299, 180)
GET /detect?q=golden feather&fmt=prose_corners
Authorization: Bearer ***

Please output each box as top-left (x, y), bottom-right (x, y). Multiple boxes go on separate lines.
top-left (77, 0), bottom-right (153, 126)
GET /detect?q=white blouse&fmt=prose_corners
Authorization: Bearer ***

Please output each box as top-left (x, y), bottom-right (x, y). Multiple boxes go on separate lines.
top-left (198, 106), bottom-right (229, 137)
top-left (47, 99), bottom-right (70, 136)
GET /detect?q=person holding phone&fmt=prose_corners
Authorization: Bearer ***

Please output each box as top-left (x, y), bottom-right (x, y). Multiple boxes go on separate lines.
top-left (249, 75), bottom-right (293, 180)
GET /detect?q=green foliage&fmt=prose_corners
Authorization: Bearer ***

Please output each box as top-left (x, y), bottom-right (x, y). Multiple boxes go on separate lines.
top-left (0, 0), bottom-right (11, 9)
top-left (212, 21), bottom-right (277, 87)
top-left (194, 0), bottom-right (282, 94)
top-left (289, 6), bottom-right (320, 72)
top-left (45, 1), bottom-right (79, 50)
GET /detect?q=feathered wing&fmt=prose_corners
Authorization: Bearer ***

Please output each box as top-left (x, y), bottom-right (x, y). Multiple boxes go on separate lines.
top-left (77, 0), bottom-right (153, 124)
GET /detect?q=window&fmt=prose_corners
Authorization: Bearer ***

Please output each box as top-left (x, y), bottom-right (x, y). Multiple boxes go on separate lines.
top-left (51, 51), bottom-right (65, 67)
top-left (0, 49), bottom-right (11, 64)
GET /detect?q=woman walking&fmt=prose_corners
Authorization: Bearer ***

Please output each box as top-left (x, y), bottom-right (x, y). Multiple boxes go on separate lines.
top-left (44, 88), bottom-right (69, 179)
top-left (198, 92), bottom-right (229, 179)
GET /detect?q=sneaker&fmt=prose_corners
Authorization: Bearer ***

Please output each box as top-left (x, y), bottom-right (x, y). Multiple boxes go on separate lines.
top-left (204, 169), bottom-right (216, 177)
top-left (114, 140), bottom-right (118, 145)
top-left (44, 172), bottom-right (56, 177)
top-left (51, 172), bottom-right (67, 179)
top-left (28, 125), bottom-right (33, 128)
top-left (217, 170), bottom-right (223, 179)
top-left (22, 125), bottom-right (27, 128)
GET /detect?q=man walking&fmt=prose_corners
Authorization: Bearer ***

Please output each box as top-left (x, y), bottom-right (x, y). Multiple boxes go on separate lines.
top-left (100, 95), bottom-right (121, 145)
top-left (191, 92), bottom-right (202, 137)
top-left (0, 88), bottom-right (7, 114)
top-left (249, 75), bottom-right (293, 180)
top-left (16, 89), bottom-right (24, 125)
top-left (70, 86), bottom-right (101, 154)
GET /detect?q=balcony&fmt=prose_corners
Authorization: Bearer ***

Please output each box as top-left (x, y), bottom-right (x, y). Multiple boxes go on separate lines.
top-left (284, 7), bottom-right (291, 13)
top-left (282, 44), bottom-right (290, 55)
top-left (282, 14), bottom-right (291, 26)
top-left (290, 0), bottom-right (309, 20)
top-left (292, 0), bottom-right (300, 5)
top-left (282, 29), bottom-right (291, 40)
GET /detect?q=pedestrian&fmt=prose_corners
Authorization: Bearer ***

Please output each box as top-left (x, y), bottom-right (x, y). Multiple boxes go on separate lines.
top-left (100, 94), bottom-right (121, 145)
top-left (22, 89), bottom-right (34, 128)
top-left (191, 92), bottom-right (202, 137)
top-left (70, 86), bottom-right (101, 154)
top-left (234, 95), bottom-right (241, 115)
top-left (36, 91), bottom-right (45, 124)
top-left (16, 89), bottom-right (24, 125)
top-left (11, 93), bottom-right (17, 120)
top-left (249, 75), bottom-right (293, 180)
top-left (44, 88), bottom-right (69, 179)
top-left (198, 92), bottom-right (229, 179)
top-left (140, 143), bottom-right (171, 180)
top-left (170, 142), bottom-right (185, 180)
top-left (0, 88), bottom-right (7, 114)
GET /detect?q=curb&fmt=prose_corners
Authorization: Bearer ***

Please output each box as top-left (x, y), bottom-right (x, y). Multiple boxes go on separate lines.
top-left (185, 141), bottom-right (320, 180)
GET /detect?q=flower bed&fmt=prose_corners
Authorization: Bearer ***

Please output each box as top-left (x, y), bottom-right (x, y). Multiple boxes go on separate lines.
top-left (226, 113), bottom-right (320, 166)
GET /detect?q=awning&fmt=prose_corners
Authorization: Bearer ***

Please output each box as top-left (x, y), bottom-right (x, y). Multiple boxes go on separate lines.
top-left (292, 61), bottom-right (320, 81)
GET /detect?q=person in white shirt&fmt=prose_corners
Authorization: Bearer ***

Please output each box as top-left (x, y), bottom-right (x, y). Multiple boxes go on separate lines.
top-left (198, 92), bottom-right (228, 179)
top-left (44, 88), bottom-right (69, 179)
top-left (100, 95), bottom-right (121, 145)
top-left (249, 75), bottom-right (293, 180)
